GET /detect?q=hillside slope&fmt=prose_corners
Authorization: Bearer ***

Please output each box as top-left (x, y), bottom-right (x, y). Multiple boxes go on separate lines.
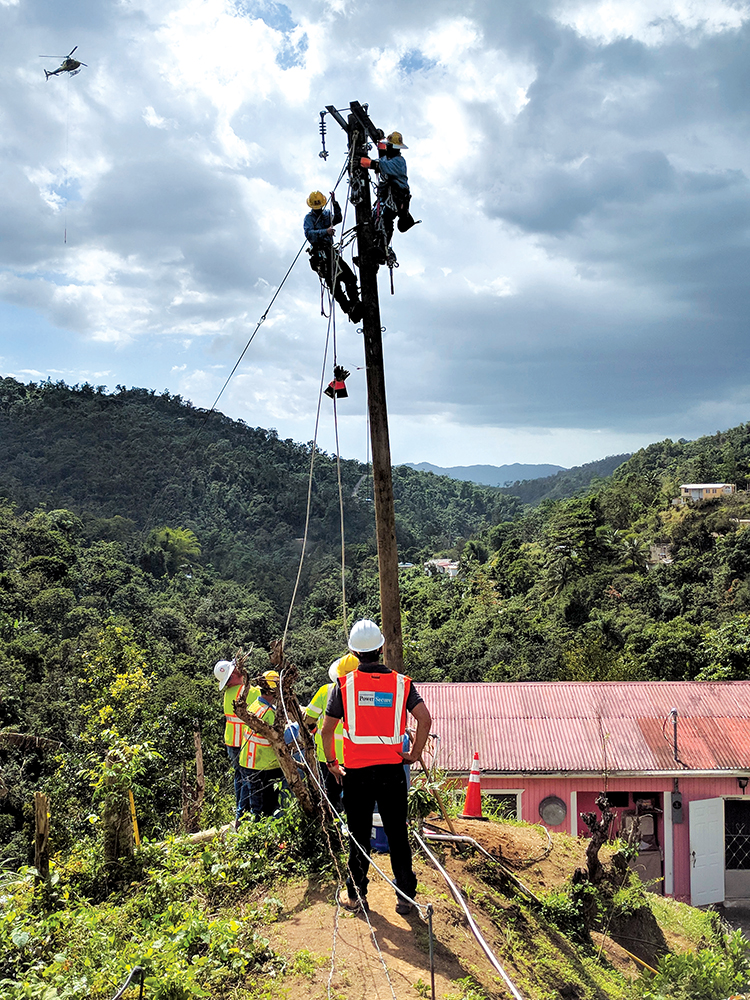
top-left (2, 810), bottom-right (737, 1000)
top-left (0, 378), bottom-right (520, 609)
top-left (405, 462), bottom-right (566, 487)
top-left (499, 455), bottom-right (631, 505)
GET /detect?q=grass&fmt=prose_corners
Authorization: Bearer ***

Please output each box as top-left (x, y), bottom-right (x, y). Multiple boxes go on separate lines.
top-left (647, 895), bottom-right (721, 946)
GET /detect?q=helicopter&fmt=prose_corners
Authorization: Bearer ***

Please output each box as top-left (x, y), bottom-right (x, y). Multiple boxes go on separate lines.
top-left (40, 46), bottom-right (87, 79)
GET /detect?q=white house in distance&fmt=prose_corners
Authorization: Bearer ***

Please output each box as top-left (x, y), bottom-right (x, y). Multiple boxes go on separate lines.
top-left (424, 558), bottom-right (460, 578)
top-left (678, 483), bottom-right (736, 504)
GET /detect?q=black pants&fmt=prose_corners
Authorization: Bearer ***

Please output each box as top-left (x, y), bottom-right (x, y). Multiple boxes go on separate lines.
top-left (249, 767), bottom-right (283, 817)
top-left (342, 763), bottom-right (416, 900)
top-left (319, 762), bottom-right (343, 812)
top-left (310, 248), bottom-right (360, 317)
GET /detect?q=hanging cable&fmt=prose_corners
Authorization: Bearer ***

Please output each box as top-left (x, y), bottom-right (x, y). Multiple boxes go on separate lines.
top-left (282, 325), bottom-right (331, 646)
top-left (284, 161), bottom-right (356, 644)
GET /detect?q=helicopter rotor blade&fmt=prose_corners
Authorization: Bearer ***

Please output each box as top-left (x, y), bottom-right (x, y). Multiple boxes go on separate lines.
top-left (39, 55), bottom-right (66, 58)
top-left (68, 46), bottom-right (78, 56)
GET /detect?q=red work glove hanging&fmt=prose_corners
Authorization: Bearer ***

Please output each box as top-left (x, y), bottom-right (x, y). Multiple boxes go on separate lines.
top-left (324, 365), bottom-right (350, 399)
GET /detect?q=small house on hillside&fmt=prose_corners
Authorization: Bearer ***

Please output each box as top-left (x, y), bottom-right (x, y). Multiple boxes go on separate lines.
top-left (677, 483), bottom-right (736, 504)
top-left (419, 681), bottom-right (750, 907)
top-left (424, 558), bottom-right (460, 578)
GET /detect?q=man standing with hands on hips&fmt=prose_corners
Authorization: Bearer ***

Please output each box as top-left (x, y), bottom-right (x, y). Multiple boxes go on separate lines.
top-left (321, 619), bottom-right (432, 916)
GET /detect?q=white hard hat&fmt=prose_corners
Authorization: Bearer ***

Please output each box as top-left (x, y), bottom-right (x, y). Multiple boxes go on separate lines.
top-left (213, 659), bottom-right (235, 691)
top-left (348, 619), bottom-right (385, 653)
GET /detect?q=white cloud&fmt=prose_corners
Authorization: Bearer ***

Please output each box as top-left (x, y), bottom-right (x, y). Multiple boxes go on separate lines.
top-left (554, 0), bottom-right (750, 45)
top-left (2, 0), bottom-right (750, 468)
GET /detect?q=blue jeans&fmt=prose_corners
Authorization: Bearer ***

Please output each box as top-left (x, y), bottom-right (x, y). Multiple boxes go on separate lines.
top-left (227, 745), bottom-right (256, 819)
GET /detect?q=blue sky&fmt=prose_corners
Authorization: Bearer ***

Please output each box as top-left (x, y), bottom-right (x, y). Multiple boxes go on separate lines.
top-left (3, 0), bottom-right (750, 468)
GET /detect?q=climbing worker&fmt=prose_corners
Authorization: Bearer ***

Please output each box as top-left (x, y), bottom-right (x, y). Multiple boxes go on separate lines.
top-left (360, 130), bottom-right (417, 247)
top-left (321, 619), bottom-right (432, 916)
top-left (214, 659), bottom-right (260, 826)
top-left (239, 670), bottom-right (285, 818)
top-left (304, 191), bottom-right (363, 323)
top-left (304, 651), bottom-right (358, 809)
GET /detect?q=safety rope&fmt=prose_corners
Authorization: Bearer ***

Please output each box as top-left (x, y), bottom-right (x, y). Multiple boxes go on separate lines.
top-left (284, 157), bottom-right (356, 645)
top-left (329, 173), bottom-right (358, 640)
top-left (199, 151), bottom-right (351, 438)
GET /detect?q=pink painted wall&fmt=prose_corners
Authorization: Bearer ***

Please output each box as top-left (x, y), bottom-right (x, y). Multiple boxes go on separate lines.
top-left (476, 774), bottom-right (748, 902)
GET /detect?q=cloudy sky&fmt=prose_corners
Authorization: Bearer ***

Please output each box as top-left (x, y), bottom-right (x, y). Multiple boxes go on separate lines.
top-left (2, 0), bottom-right (750, 469)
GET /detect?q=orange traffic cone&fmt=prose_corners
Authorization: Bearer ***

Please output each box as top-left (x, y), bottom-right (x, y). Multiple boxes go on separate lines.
top-left (461, 751), bottom-right (484, 819)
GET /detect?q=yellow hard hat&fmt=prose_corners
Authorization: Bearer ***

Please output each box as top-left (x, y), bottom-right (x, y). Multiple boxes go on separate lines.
top-left (386, 131), bottom-right (408, 149)
top-left (328, 652), bottom-right (360, 682)
top-left (262, 670), bottom-right (280, 690)
top-left (307, 190), bottom-right (327, 209)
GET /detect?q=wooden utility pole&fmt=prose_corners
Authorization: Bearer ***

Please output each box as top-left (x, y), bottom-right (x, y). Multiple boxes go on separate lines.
top-left (327, 101), bottom-right (404, 672)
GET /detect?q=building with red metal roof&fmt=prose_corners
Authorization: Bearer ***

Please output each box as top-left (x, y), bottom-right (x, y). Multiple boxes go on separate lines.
top-left (418, 681), bottom-right (750, 907)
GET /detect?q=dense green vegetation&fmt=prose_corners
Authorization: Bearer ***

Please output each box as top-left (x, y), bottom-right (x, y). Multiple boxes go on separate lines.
top-left (0, 378), bottom-right (519, 612)
top-left (4, 378), bottom-right (750, 868)
top-left (499, 454), bottom-right (632, 505)
top-left (2, 378), bottom-right (750, 997)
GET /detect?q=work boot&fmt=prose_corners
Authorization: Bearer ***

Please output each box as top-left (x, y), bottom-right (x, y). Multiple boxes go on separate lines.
top-left (340, 889), bottom-right (369, 914)
top-left (349, 300), bottom-right (363, 323)
top-left (397, 213), bottom-right (418, 233)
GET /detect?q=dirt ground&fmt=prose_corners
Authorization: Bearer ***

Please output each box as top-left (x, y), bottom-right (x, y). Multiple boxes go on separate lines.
top-left (243, 817), bottom-right (692, 999)
top-left (245, 818), bottom-right (583, 999)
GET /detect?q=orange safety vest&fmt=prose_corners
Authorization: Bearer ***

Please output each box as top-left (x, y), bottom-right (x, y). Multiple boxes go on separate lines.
top-left (340, 668), bottom-right (411, 767)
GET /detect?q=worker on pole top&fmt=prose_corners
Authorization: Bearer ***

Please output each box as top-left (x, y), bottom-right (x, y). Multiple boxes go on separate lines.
top-left (360, 130), bottom-right (418, 248)
top-left (304, 190), bottom-right (363, 322)
top-left (321, 619), bottom-right (432, 916)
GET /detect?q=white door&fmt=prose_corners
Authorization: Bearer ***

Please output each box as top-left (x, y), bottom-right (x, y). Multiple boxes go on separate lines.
top-left (689, 797), bottom-right (725, 906)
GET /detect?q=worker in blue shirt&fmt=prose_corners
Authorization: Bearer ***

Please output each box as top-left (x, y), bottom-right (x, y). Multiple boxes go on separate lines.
top-left (304, 191), bottom-right (363, 323)
top-left (360, 131), bottom-right (417, 247)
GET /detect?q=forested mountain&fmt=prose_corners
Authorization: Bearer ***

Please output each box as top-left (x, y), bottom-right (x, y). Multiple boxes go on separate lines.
top-left (0, 378), bottom-right (519, 612)
top-left (499, 454), bottom-right (631, 504)
top-left (4, 376), bottom-right (750, 871)
top-left (405, 461), bottom-right (565, 486)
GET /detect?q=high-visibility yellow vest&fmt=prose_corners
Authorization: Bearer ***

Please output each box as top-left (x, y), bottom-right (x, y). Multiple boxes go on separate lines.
top-left (305, 682), bottom-right (344, 763)
top-left (239, 698), bottom-right (279, 771)
top-left (223, 684), bottom-right (260, 747)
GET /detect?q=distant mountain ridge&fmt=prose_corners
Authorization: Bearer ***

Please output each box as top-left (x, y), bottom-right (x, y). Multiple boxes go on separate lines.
top-left (404, 461), bottom-right (565, 487)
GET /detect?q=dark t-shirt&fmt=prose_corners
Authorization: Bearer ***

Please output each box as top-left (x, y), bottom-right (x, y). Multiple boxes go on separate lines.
top-left (325, 664), bottom-right (423, 719)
